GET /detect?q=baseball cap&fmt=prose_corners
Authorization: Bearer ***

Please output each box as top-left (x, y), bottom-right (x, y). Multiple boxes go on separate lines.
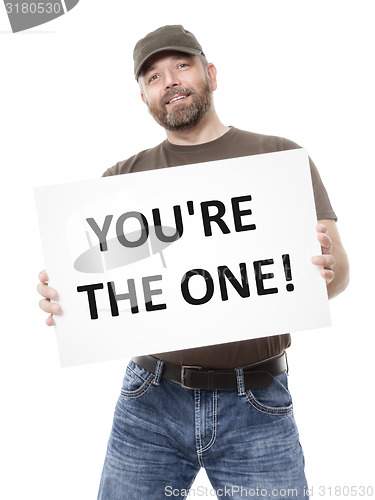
top-left (133, 25), bottom-right (204, 79)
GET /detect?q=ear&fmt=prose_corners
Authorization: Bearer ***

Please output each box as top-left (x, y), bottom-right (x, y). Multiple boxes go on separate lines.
top-left (207, 63), bottom-right (218, 91)
top-left (138, 78), bottom-right (148, 105)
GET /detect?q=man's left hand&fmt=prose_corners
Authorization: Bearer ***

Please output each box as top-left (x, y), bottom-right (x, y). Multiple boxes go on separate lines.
top-left (311, 223), bottom-right (335, 285)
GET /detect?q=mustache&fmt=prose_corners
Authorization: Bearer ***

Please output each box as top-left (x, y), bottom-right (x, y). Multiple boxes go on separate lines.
top-left (162, 87), bottom-right (194, 105)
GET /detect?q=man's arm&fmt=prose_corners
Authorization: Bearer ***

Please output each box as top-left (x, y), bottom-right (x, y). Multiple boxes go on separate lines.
top-left (312, 220), bottom-right (349, 299)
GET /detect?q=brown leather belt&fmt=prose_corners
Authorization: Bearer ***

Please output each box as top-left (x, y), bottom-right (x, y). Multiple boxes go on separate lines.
top-left (131, 352), bottom-right (287, 390)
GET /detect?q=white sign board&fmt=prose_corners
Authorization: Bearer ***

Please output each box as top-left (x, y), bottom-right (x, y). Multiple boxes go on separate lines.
top-left (35, 149), bottom-right (330, 367)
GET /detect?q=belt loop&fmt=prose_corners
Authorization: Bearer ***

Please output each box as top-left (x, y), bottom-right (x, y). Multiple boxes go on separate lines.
top-left (152, 359), bottom-right (164, 386)
top-left (235, 367), bottom-right (246, 396)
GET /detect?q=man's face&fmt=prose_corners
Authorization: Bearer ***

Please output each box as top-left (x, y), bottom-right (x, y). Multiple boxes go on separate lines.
top-left (139, 51), bottom-right (217, 131)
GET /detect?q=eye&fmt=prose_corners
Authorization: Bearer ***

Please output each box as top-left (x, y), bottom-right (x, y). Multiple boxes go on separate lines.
top-left (177, 63), bottom-right (189, 69)
top-left (148, 74), bottom-right (159, 83)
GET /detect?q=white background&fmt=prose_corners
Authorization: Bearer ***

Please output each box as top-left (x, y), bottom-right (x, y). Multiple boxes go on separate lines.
top-left (1, 0), bottom-right (374, 498)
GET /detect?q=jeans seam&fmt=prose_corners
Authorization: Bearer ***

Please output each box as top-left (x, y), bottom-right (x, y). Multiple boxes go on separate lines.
top-left (127, 363), bottom-right (148, 383)
top-left (201, 390), bottom-right (218, 453)
top-left (120, 373), bottom-right (154, 399)
top-left (245, 391), bottom-right (293, 415)
top-left (194, 390), bottom-right (204, 467)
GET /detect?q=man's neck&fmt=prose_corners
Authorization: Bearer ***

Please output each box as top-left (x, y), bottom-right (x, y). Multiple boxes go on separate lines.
top-left (165, 109), bottom-right (230, 146)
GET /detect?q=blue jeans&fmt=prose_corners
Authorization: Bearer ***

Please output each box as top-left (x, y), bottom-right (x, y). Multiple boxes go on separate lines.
top-left (98, 360), bottom-right (308, 499)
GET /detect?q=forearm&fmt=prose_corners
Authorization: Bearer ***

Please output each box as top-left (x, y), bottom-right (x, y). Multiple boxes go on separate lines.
top-left (316, 219), bottom-right (350, 300)
top-left (327, 244), bottom-right (349, 299)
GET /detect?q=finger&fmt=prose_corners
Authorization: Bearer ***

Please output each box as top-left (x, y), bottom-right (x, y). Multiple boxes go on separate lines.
top-left (321, 269), bottom-right (334, 285)
top-left (38, 269), bottom-right (49, 284)
top-left (317, 232), bottom-right (332, 253)
top-left (316, 222), bottom-right (327, 233)
top-left (37, 282), bottom-right (58, 300)
top-left (39, 298), bottom-right (61, 314)
top-left (311, 255), bottom-right (335, 270)
top-left (46, 314), bottom-right (55, 327)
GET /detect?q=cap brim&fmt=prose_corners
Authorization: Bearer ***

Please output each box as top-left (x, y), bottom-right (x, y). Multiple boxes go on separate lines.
top-left (135, 45), bottom-right (203, 79)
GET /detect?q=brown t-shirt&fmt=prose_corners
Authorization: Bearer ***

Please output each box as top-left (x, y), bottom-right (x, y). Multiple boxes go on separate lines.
top-left (103, 127), bottom-right (337, 368)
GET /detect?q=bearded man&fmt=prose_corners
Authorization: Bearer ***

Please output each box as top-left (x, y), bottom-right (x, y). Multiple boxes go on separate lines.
top-left (38, 25), bottom-right (349, 500)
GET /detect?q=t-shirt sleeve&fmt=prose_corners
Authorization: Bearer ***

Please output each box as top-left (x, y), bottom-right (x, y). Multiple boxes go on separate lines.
top-left (101, 159), bottom-right (127, 177)
top-left (101, 152), bottom-right (143, 177)
top-left (282, 137), bottom-right (337, 221)
top-left (102, 168), bottom-right (113, 177)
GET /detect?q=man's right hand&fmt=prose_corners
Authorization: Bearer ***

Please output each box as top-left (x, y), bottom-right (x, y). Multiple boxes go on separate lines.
top-left (37, 270), bottom-right (61, 326)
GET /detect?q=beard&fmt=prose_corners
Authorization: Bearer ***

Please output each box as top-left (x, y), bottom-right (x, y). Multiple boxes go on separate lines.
top-left (146, 78), bottom-right (213, 132)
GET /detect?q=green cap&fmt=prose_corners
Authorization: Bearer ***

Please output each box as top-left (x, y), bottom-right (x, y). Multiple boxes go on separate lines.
top-left (133, 25), bottom-right (204, 79)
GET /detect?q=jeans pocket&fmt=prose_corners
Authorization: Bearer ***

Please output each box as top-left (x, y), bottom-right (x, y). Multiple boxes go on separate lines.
top-left (245, 371), bottom-right (293, 415)
top-left (120, 360), bottom-right (154, 399)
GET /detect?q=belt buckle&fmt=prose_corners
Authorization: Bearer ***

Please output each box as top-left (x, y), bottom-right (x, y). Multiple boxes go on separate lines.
top-left (181, 365), bottom-right (203, 389)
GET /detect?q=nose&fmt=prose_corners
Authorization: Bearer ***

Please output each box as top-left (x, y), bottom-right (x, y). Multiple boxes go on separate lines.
top-left (164, 69), bottom-right (181, 89)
